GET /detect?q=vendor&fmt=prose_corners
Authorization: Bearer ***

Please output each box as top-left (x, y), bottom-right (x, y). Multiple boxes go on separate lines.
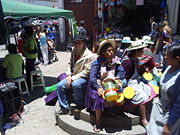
top-left (85, 40), bottom-right (126, 132)
top-left (121, 40), bottom-right (157, 128)
top-left (2, 44), bottom-right (24, 80)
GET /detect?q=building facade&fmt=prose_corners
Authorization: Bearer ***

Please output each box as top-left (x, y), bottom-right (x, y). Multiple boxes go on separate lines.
top-left (167, 0), bottom-right (180, 33)
top-left (64, 0), bottom-right (96, 36)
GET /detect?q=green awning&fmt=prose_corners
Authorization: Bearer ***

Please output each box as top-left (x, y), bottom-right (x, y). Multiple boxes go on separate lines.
top-left (2, 0), bottom-right (74, 19)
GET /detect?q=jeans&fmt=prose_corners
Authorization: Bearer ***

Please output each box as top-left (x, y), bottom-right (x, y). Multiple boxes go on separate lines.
top-left (40, 45), bottom-right (48, 65)
top-left (57, 78), bottom-right (87, 110)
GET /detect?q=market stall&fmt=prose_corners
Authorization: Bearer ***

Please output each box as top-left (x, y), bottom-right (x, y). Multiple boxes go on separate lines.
top-left (96, 0), bottom-right (162, 43)
top-left (0, 0), bottom-right (77, 130)
top-left (1, 0), bottom-right (77, 45)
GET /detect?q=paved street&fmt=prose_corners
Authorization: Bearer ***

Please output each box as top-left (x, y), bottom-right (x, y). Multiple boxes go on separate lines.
top-left (6, 51), bottom-right (71, 135)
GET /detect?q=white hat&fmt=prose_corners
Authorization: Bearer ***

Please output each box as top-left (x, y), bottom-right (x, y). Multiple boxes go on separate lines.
top-left (142, 36), bottom-right (154, 45)
top-left (97, 40), bottom-right (116, 55)
top-left (126, 40), bottom-right (148, 51)
top-left (121, 37), bottom-right (132, 43)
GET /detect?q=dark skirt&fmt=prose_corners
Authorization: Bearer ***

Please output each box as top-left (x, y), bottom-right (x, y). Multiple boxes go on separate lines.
top-left (85, 82), bottom-right (128, 112)
top-left (85, 82), bottom-right (104, 111)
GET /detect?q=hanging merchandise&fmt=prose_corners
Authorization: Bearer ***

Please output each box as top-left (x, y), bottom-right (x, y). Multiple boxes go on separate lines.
top-left (116, 0), bottom-right (121, 5)
top-left (109, 0), bottom-right (115, 6)
top-left (160, 0), bottom-right (166, 9)
top-left (122, 0), bottom-right (136, 10)
top-left (97, 0), bottom-right (133, 42)
top-left (136, 0), bottom-right (144, 6)
top-left (108, 5), bottom-right (112, 21)
top-left (103, 2), bottom-right (109, 23)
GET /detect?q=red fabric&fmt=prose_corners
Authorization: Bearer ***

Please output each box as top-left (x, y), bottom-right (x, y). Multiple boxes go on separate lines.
top-left (74, 54), bottom-right (81, 63)
top-left (17, 38), bottom-right (23, 53)
top-left (143, 57), bottom-right (156, 70)
top-left (139, 54), bottom-right (156, 70)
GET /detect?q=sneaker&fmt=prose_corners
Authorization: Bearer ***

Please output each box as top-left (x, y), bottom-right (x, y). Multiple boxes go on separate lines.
top-left (55, 109), bottom-right (69, 115)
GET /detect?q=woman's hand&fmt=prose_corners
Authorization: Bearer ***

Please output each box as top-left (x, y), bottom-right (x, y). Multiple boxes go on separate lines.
top-left (98, 88), bottom-right (104, 96)
top-left (162, 124), bottom-right (170, 135)
top-left (66, 75), bottom-right (72, 89)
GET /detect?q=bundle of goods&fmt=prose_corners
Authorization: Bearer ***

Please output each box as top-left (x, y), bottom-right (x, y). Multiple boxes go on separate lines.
top-left (142, 71), bottom-right (162, 94)
top-left (0, 82), bottom-right (16, 92)
top-left (101, 78), bottom-right (135, 106)
top-left (98, 28), bottom-right (123, 42)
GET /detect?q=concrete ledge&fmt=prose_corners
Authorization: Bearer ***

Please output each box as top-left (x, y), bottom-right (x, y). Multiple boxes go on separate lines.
top-left (56, 114), bottom-right (146, 135)
top-left (80, 109), bottom-right (140, 127)
top-left (70, 104), bottom-right (140, 127)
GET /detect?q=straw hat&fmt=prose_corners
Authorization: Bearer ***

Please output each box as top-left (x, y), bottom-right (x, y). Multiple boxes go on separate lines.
top-left (126, 40), bottom-right (148, 51)
top-left (142, 36), bottom-right (154, 45)
top-left (121, 37), bottom-right (132, 44)
top-left (97, 40), bottom-right (116, 55)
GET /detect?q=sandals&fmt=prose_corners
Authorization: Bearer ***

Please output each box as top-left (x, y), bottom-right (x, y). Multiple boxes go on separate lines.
top-left (93, 124), bottom-right (101, 132)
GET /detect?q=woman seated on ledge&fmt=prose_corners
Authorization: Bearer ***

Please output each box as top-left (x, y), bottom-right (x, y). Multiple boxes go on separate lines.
top-left (85, 40), bottom-right (126, 132)
top-left (121, 40), bottom-right (157, 128)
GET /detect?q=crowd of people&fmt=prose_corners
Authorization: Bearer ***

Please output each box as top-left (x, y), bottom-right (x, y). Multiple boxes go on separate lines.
top-left (53, 17), bottom-right (180, 134)
top-left (19, 24), bottom-right (59, 65)
top-left (1, 23), bottom-right (59, 90)
top-left (0, 16), bottom-right (179, 134)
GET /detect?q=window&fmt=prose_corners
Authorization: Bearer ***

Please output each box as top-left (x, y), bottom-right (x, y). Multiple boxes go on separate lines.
top-left (70, 0), bottom-right (82, 3)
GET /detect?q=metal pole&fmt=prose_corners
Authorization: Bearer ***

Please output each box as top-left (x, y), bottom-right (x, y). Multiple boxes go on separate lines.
top-left (58, 0), bottom-right (65, 43)
top-left (0, 0), bottom-right (7, 45)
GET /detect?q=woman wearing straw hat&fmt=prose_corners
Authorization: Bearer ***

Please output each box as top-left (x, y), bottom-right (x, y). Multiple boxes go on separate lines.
top-left (116, 36), bottom-right (132, 58)
top-left (121, 40), bottom-right (158, 128)
top-left (85, 40), bottom-right (126, 132)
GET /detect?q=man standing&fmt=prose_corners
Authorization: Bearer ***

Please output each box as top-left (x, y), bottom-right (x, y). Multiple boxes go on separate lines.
top-left (22, 25), bottom-right (38, 88)
top-left (47, 24), bottom-right (56, 42)
top-left (55, 35), bottom-right (94, 114)
top-left (77, 20), bottom-right (87, 40)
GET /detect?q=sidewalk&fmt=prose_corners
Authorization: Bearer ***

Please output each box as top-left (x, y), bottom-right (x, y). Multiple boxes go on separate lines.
top-left (6, 51), bottom-right (71, 135)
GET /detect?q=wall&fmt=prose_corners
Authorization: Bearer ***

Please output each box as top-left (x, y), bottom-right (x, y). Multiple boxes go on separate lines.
top-left (167, 0), bottom-right (180, 33)
top-left (64, 0), bottom-right (95, 35)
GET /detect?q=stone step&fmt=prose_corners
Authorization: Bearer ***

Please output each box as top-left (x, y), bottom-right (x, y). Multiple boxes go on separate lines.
top-left (55, 114), bottom-right (146, 135)
top-left (70, 104), bottom-right (140, 127)
top-left (80, 109), bottom-right (140, 127)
